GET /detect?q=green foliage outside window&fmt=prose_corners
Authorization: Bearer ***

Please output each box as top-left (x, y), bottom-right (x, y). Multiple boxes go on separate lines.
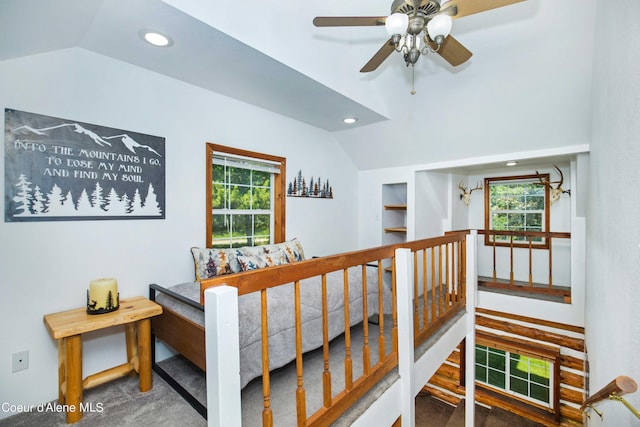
top-left (476, 344), bottom-right (552, 407)
top-left (489, 181), bottom-right (545, 243)
top-left (211, 164), bottom-right (272, 248)
top-left (511, 355), bottom-right (551, 403)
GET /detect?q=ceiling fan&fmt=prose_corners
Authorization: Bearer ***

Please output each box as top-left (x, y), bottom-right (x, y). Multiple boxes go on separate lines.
top-left (313, 0), bottom-right (525, 78)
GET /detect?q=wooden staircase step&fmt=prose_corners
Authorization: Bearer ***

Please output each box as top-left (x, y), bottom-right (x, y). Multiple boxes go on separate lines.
top-left (416, 395), bottom-right (552, 427)
top-left (415, 393), bottom-right (455, 427)
top-left (443, 399), bottom-right (489, 427)
top-left (483, 406), bottom-right (545, 427)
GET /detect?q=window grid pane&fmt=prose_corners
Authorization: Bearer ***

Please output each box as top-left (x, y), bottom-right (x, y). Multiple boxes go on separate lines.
top-left (476, 365), bottom-right (487, 382)
top-left (489, 180), bottom-right (546, 244)
top-left (212, 161), bottom-right (274, 248)
top-left (476, 345), bottom-right (553, 408)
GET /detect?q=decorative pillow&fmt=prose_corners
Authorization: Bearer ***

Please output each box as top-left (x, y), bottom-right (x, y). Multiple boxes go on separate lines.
top-left (237, 255), bottom-right (267, 271)
top-left (238, 250), bottom-right (288, 271)
top-left (278, 238), bottom-right (305, 263)
top-left (191, 247), bottom-right (241, 281)
top-left (234, 245), bottom-right (264, 258)
top-left (191, 239), bottom-right (305, 279)
top-left (237, 238), bottom-right (305, 263)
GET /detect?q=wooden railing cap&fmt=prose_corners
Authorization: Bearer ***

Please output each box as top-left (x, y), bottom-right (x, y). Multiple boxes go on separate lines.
top-left (615, 375), bottom-right (638, 394)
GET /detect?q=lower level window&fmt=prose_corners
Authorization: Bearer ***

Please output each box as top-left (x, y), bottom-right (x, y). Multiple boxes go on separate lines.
top-left (475, 344), bottom-right (553, 408)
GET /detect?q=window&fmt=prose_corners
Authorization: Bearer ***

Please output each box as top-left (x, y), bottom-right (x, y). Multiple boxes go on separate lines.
top-left (484, 174), bottom-right (550, 248)
top-left (476, 345), bottom-right (553, 407)
top-left (206, 144), bottom-right (286, 248)
top-left (474, 334), bottom-right (560, 413)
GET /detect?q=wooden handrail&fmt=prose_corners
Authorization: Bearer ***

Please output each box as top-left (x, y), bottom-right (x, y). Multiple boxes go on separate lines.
top-left (478, 229), bottom-right (571, 239)
top-left (581, 375), bottom-right (638, 411)
top-left (199, 232), bottom-right (469, 302)
top-left (447, 229), bottom-right (571, 299)
top-left (446, 229), bottom-right (571, 239)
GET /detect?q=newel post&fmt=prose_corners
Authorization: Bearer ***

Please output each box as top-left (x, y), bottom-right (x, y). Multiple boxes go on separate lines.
top-left (205, 286), bottom-right (241, 427)
top-left (465, 231), bottom-right (478, 427)
top-left (395, 247), bottom-right (416, 427)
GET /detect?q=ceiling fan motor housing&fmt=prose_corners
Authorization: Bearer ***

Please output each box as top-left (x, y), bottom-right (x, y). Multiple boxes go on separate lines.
top-left (408, 14), bottom-right (426, 35)
top-left (391, 0), bottom-right (441, 17)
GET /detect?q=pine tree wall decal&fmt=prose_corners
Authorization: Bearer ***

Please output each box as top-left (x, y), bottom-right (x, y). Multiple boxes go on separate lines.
top-left (286, 170), bottom-right (333, 199)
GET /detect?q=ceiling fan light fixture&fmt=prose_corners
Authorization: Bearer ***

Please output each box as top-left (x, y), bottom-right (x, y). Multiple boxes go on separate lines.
top-left (426, 14), bottom-right (452, 45)
top-left (385, 12), bottom-right (408, 36)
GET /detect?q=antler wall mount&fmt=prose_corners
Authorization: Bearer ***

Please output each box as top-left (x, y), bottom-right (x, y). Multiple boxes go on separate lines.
top-left (458, 180), bottom-right (483, 206)
top-left (313, 0), bottom-right (526, 94)
top-left (536, 165), bottom-right (571, 205)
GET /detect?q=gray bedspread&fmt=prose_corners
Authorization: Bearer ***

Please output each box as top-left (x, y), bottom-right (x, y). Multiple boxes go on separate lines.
top-left (155, 264), bottom-right (392, 388)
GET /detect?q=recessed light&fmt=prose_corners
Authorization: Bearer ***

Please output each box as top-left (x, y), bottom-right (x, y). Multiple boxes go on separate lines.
top-left (140, 30), bottom-right (173, 47)
top-left (506, 161), bottom-right (518, 166)
top-left (343, 117), bottom-right (358, 124)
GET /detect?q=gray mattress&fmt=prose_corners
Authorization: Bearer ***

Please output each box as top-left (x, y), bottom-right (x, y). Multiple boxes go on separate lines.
top-left (155, 265), bottom-right (392, 388)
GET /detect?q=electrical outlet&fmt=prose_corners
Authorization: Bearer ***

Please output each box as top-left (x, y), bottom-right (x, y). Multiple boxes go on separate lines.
top-left (12, 351), bottom-right (29, 373)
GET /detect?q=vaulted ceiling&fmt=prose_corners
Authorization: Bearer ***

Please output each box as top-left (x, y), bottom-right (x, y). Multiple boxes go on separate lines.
top-left (0, 0), bottom-right (596, 170)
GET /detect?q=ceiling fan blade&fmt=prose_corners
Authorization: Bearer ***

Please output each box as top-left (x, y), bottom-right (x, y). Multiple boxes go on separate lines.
top-left (313, 16), bottom-right (386, 27)
top-left (360, 39), bottom-right (396, 73)
top-left (429, 35), bottom-right (473, 67)
top-left (360, 39), bottom-right (395, 73)
top-left (440, 0), bottom-right (525, 20)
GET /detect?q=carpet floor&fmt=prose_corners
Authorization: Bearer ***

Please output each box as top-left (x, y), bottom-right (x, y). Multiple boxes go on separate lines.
top-left (1, 294), bottom-right (467, 427)
top-left (0, 319), bottom-right (395, 427)
top-left (0, 370), bottom-right (206, 427)
top-left (1, 353), bottom-right (539, 427)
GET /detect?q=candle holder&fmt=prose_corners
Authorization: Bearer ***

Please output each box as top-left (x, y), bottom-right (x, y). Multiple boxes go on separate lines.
top-left (87, 278), bottom-right (120, 315)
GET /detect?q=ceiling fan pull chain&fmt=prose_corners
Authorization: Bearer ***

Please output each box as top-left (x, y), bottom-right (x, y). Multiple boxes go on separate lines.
top-left (411, 65), bottom-right (416, 95)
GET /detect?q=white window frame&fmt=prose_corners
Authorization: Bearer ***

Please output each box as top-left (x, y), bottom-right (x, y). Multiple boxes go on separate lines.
top-left (211, 157), bottom-right (275, 248)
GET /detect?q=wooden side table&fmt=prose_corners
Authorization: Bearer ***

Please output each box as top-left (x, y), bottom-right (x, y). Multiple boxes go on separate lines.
top-left (43, 296), bottom-right (162, 423)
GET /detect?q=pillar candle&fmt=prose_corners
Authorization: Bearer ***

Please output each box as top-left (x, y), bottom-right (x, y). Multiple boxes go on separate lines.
top-left (88, 278), bottom-right (118, 312)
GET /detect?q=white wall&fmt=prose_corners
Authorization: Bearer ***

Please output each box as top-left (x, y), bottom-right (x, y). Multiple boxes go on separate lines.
top-left (586, 0), bottom-right (640, 425)
top-left (0, 48), bottom-right (359, 417)
top-left (414, 171), bottom-right (449, 239)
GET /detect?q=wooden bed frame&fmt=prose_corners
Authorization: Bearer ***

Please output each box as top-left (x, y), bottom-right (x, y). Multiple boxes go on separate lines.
top-left (151, 300), bottom-right (205, 370)
top-left (149, 283), bottom-right (207, 416)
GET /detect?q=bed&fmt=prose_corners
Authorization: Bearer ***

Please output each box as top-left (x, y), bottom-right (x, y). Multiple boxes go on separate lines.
top-left (149, 238), bottom-right (394, 415)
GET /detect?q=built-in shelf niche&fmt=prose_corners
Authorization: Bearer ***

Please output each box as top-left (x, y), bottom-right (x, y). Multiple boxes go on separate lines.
top-left (382, 183), bottom-right (407, 246)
